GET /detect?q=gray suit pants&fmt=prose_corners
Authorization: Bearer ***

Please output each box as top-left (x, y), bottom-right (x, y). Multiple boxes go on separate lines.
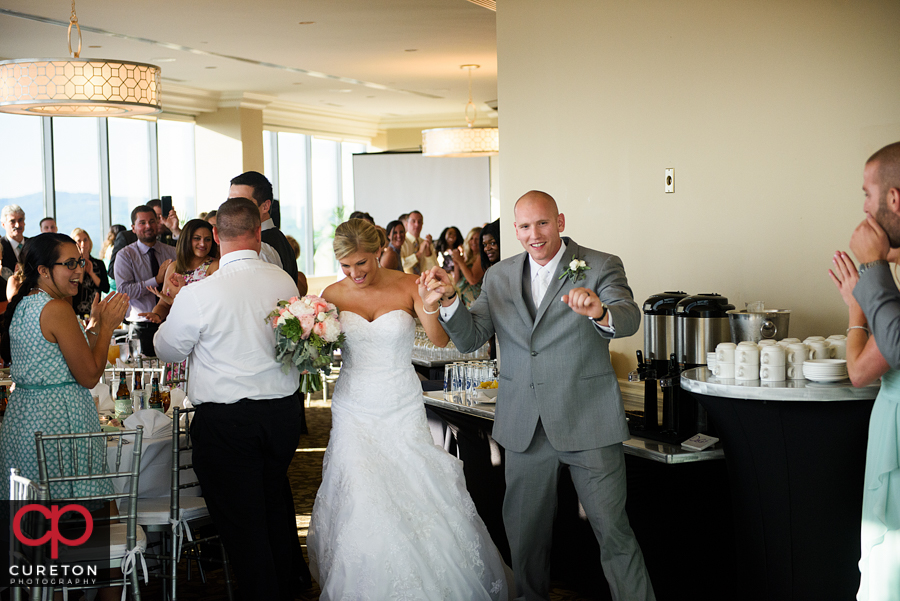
top-left (503, 422), bottom-right (655, 601)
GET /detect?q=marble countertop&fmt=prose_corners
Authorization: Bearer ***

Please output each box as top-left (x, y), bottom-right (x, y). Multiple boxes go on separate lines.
top-left (681, 367), bottom-right (880, 402)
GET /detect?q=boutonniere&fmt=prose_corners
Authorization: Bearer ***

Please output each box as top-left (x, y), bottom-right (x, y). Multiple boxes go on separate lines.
top-left (559, 257), bottom-right (591, 284)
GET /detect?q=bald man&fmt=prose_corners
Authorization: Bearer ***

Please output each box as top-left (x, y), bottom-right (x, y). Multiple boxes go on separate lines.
top-left (421, 191), bottom-right (655, 600)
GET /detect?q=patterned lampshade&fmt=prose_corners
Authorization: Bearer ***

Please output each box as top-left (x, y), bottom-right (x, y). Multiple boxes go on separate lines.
top-left (0, 58), bottom-right (162, 116)
top-left (421, 126), bottom-right (499, 157)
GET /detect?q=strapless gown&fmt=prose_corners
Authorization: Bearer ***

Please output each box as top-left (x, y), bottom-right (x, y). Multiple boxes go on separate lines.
top-left (308, 310), bottom-right (509, 600)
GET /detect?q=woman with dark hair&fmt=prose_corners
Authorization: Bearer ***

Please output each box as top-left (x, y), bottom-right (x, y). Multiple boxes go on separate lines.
top-left (435, 226), bottom-right (463, 282)
top-left (102, 224), bottom-right (126, 292)
top-left (480, 219), bottom-right (501, 272)
top-left (380, 219), bottom-right (406, 271)
top-left (0, 233), bottom-right (129, 498)
top-left (142, 219), bottom-right (219, 323)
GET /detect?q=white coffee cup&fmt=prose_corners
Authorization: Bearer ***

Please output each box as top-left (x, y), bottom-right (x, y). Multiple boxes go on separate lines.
top-left (735, 363), bottom-right (759, 380)
top-left (808, 341), bottom-right (834, 360)
top-left (760, 364), bottom-right (786, 381)
top-left (735, 344), bottom-right (760, 366)
top-left (760, 345), bottom-right (786, 366)
top-left (707, 351), bottom-right (717, 372)
top-left (757, 339), bottom-right (777, 347)
top-left (829, 339), bottom-right (847, 359)
top-left (781, 338), bottom-right (801, 345)
top-left (804, 336), bottom-right (826, 344)
top-left (786, 343), bottom-right (808, 365)
top-left (827, 334), bottom-right (847, 341)
top-left (714, 363), bottom-right (735, 378)
top-left (716, 343), bottom-right (737, 364)
top-left (787, 364), bottom-right (806, 379)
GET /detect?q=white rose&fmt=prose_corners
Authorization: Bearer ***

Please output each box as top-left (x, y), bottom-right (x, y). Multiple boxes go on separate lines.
top-left (576, 259), bottom-right (586, 269)
top-left (322, 318), bottom-right (342, 342)
top-left (276, 314), bottom-right (288, 326)
top-left (316, 312), bottom-right (327, 322)
top-left (569, 259), bottom-right (580, 270)
top-left (289, 300), bottom-right (315, 317)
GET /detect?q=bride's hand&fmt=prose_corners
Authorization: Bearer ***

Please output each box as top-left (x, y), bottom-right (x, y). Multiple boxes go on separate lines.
top-left (417, 268), bottom-right (452, 303)
top-left (828, 250), bottom-right (861, 309)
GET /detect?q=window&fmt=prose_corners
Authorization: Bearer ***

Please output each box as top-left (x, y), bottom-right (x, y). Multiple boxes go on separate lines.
top-left (0, 114), bottom-right (45, 237)
top-left (52, 117), bottom-right (103, 248)
top-left (158, 120), bottom-right (197, 220)
top-left (108, 117), bottom-right (152, 231)
top-left (311, 138), bottom-right (341, 275)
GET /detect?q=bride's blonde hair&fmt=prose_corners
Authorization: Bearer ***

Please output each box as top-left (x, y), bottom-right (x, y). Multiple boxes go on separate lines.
top-left (334, 218), bottom-right (387, 260)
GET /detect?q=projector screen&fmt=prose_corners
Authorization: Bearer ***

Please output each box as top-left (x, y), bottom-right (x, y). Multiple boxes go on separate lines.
top-left (352, 152), bottom-right (491, 239)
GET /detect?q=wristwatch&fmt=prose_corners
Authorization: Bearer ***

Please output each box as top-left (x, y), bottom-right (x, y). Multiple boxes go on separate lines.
top-left (857, 260), bottom-right (888, 276)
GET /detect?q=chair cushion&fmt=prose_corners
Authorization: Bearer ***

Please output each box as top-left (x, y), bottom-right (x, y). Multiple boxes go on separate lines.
top-left (135, 496), bottom-right (209, 526)
top-left (58, 524), bottom-right (146, 563)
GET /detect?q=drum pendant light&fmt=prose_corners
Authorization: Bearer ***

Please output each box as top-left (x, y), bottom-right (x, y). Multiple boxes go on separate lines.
top-left (0, 0), bottom-right (161, 117)
top-left (422, 65), bottom-right (498, 157)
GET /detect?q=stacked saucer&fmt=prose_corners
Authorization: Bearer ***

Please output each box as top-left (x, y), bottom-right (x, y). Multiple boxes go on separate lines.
top-left (802, 359), bottom-right (849, 382)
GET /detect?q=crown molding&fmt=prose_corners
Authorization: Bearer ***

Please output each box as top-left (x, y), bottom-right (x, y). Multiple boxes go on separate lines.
top-left (157, 83), bottom-right (497, 141)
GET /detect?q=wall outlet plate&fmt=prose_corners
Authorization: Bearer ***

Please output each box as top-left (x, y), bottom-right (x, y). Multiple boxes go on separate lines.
top-left (665, 168), bottom-right (674, 193)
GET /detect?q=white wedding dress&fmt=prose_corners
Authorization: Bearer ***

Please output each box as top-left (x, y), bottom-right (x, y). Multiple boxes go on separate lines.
top-left (308, 309), bottom-right (509, 601)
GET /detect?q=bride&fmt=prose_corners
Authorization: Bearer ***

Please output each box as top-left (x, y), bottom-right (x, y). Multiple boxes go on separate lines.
top-left (308, 218), bottom-right (510, 600)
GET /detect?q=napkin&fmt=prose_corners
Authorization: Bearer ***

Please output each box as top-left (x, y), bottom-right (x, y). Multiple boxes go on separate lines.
top-left (91, 381), bottom-right (114, 413)
top-left (123, 409), bottom-right (173, 439)
top-left (166, 388), bottom-right (187, 415)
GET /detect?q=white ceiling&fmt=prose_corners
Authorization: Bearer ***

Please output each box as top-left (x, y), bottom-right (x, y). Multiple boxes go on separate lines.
top-left (0, 0), bottom-right (497, 124)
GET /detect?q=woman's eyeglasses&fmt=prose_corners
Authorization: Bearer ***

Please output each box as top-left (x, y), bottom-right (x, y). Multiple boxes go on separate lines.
top-left (54, 257), bottom-right (87, 270)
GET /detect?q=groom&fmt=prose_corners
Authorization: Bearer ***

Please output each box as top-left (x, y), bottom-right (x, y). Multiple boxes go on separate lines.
top-left (420, 190), bottom-right (655, 601)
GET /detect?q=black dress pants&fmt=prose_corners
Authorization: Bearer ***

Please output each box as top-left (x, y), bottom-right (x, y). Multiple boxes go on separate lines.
top-left (191, 395), bottom-right (305, 601)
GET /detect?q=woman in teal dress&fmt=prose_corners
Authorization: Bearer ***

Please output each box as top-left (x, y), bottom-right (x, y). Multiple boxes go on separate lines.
top-left (0, 233), bottom-right (129, 499)
top-left (831, 250), bottom-right (900, 601)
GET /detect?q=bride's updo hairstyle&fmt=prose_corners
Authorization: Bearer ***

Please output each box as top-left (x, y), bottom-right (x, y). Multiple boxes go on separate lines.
top-left (334, 218), bottom-right (387, 261)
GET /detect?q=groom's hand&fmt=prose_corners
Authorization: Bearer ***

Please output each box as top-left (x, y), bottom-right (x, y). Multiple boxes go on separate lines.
top-left (562, 287), bottom-right (607, 323)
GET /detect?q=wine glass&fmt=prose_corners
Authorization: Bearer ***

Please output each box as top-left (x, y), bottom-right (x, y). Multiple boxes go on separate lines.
top-left (107, 344), bottom-right (120, 367)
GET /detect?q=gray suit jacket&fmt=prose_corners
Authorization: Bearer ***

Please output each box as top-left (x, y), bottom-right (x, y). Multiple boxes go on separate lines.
top-left (442, 238), bottom-right (640, 453)
top-left (854, 262), bottom-right (900, 369)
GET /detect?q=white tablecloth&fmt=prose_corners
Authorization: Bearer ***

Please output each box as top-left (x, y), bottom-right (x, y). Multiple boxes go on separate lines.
top-left (107, 432), bottom-right (199, 498)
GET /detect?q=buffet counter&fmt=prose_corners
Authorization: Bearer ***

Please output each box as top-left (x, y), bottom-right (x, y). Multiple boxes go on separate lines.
top-left (422, 389), bottom-right (733, 600)
top-left (681, 367), bottom-right (878, 601)
top-left (422, 392), bottom-right (725, 464)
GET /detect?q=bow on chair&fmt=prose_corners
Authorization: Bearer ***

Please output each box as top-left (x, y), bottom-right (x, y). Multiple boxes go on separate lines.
top-left (169, 508), bottom-right (195, 561)
top-left (120, 546), bottom-right (150, 601)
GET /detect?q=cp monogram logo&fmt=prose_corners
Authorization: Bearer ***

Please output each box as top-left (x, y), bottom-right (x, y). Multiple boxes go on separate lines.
top-left (13, 504), bottom-right (93, 559)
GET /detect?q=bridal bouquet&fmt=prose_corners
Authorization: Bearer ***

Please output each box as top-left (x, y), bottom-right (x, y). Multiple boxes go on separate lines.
top-left (266, 295), bottom-right (345, 393)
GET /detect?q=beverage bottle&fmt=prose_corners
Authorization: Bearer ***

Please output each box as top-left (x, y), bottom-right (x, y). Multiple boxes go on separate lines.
top-left (149, 377), bottom-right (163, 412)
top-left (134, 358), bottom-right (143, 390)
top-left (114, 371), bottom-right (133, 420)
top-left (0, 385), bottom-right (8, 419)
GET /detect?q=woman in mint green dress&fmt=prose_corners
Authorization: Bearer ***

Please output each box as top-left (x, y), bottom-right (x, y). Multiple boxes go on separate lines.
top-left (831, 250), bottom-right (900, 601)
top-left (0, 233), bottom-right (129, 499)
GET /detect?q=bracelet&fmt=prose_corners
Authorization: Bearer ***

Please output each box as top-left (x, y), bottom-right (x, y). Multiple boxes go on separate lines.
top-left (85, 329), bottom-right (98, 337)
top-left (847, 325), bottom-right (869, 334)
top-left (422, 304), bottom-right (440, 315)
top-left (442, 291), bottom-right (458, 303)
top-left (592, 304), bottom-right (609, 324)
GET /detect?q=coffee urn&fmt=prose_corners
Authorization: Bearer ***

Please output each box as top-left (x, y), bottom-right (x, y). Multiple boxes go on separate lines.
top-left (629, 292), bottom-right (687, 436)
top-left (668, 293), bottom-right (734, 437)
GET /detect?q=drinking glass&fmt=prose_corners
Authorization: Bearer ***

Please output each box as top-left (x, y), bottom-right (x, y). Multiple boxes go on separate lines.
top-left (107, 344), bottom-right (120, 367)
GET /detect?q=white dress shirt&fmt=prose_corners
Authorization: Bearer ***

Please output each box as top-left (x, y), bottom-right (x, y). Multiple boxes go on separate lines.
top-left (259, 241), bottom-right (283, 269)
top-left (153, 249), bottom-right (300, 405)
top-left (440, 241), bottom-right (614, 332)
top-left (7, 235), bottom-right (24, 262)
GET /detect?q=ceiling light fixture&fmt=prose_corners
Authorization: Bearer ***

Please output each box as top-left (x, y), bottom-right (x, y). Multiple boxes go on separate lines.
top-left (422, 65), bottom-right (498, 158)
top-left (0, 0), bottom-right (161, 117)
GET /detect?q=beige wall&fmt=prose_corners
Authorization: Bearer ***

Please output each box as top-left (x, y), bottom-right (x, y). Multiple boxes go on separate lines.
top-left (497, 0), bottom-right (900, 366)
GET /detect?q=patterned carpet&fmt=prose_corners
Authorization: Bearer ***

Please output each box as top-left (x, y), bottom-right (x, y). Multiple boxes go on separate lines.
top-left (141, 397), bottom-right (601, 600)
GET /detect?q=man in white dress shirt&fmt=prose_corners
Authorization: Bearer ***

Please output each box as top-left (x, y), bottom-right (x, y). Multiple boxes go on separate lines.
top-left (154, 197), bottom-right (308, 600)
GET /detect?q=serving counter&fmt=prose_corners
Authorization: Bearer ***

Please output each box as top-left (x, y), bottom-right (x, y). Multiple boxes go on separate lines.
top-left (422, 391), bottom-right (734, 600)
top-left (681, 367), bottom-right (879, 601)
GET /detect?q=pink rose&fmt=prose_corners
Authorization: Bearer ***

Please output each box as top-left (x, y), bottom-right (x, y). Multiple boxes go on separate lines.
top-left (299, 314), bottom-right (315, 338)
top-left (313, 320), bottom-right (327, 339)
top-left (313, 300), bottom-right (329, 315)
